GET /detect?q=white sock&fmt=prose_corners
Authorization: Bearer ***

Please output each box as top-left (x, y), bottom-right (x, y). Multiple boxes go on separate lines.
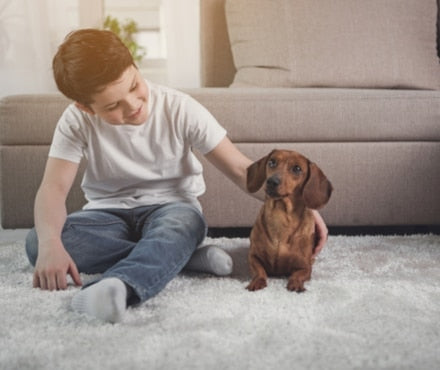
top-left (185, 245), bottom-right (233, 276)
top-left (71, 278), bottom-right (127, 323)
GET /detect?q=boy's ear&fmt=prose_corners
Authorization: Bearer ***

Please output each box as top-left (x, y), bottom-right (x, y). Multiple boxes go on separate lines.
top-left (75, 102), bottom-right (95, 115)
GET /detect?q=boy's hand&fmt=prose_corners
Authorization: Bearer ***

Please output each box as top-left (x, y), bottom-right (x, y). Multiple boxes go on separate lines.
top-left (312, 210), bottom-right (329, 257)
top-left (33, 240), bottom-right (82, 290)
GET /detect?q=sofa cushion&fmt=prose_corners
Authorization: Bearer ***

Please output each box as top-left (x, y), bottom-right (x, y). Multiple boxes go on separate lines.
top-left (1, 90), bottom-right (440, 145)
top-left (0, 94), bottom-right (71, 145)
top-left (188, 88), bottom-right (440, 142)
top-left (225, 0), bottom-right (440, 89)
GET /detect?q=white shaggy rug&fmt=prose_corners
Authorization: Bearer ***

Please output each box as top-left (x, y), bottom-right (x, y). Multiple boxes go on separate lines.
top-left (1, 234), bottom-right (439, 370)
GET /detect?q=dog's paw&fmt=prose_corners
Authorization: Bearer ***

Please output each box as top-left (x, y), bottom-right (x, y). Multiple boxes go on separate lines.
top-left (287, 279), bottom-right (306, 293)
top-left (246, 277), bottom-right (267, 291)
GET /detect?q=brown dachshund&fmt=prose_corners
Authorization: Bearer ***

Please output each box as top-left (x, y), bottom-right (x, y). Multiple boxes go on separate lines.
top-left (246, 150), bottom-right (333, 292)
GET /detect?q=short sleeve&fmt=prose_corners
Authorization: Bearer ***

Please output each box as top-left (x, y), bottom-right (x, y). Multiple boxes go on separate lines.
top-left (48, 104), bottom-right (88, 163)
top-left (182, 95), bottom-right (227, 155)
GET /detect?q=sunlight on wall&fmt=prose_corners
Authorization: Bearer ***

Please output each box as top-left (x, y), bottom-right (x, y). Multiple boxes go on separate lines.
top-left (0, 0), bottom-right (201, 98)
top-left (163, 0), bottom-right (200, 88)
top-left (0, 0), bottom-right (79, 97)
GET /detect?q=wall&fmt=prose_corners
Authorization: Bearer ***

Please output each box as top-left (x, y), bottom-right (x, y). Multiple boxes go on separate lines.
top-left (0, 0), bottom-right (201, 98)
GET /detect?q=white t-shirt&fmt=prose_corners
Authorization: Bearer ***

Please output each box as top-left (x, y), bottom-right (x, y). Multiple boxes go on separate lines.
top-left (49, 81), bottom-right (226, 211)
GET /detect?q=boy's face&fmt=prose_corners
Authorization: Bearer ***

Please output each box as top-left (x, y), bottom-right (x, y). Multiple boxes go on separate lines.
top-left (76, 65), bottom-right (149, 125)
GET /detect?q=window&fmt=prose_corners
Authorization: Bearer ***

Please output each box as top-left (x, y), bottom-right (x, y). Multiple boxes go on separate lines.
top-left (78, 0), bottom-right (168, 84)
top-left (65, 0), bottom-right (199, 88)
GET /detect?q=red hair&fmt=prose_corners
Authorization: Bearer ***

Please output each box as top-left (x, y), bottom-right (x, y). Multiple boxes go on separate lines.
top-left (52, 29), bottom-right (135, 105)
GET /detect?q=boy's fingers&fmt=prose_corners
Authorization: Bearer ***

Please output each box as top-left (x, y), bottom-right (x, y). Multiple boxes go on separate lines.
top-left (69, 262), bottom-right (82, 286)
top-left (39, 274), bottom-right (48, 290)
top-left (56, 273), bottom-right (68, 290)
top-left (33, 272), bottom-right (40, 288)
top-left (312, 243), bottom-right (324, 258)
top-left (47, 274), bottom-right (58, 291)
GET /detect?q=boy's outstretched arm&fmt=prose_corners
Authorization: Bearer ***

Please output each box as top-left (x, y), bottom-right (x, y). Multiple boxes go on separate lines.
top-left (311, 210), bottom-right (328, 257)
top-left (33, 157), bottom-right (82, 290)
top-left (204, 136), bottom-right (329, 255)
top-left (204, 136), bottom-right (253, 194)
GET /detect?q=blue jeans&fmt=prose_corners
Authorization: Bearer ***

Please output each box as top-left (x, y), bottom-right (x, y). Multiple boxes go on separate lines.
top-left (25, 202), bottom-right (207, 305)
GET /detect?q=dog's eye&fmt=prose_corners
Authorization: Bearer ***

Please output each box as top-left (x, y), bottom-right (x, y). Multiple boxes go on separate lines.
top-left (291, 165), bottom-right (302, 174)
top-left (268, 159), bottom-right (277, 168)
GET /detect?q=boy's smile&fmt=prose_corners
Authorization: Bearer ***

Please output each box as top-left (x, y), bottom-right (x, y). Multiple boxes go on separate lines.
top-left (76, 65), bottom-right (149, 125)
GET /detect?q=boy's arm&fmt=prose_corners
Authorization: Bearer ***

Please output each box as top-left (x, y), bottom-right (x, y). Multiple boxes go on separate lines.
top-left (204, 136), bottom-right (328, 255)
top-left (33, 157), bottom-right (82, 290)
top-left (204, 136), bottom-right (253, 195)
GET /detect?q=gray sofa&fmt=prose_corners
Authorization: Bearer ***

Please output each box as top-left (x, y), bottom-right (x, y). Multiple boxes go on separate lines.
top-left (1, 0), bottom-right (439, 230)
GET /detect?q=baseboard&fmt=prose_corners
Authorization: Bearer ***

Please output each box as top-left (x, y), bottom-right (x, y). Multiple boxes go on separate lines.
top-left (208, 225), bottom-right (440, 238)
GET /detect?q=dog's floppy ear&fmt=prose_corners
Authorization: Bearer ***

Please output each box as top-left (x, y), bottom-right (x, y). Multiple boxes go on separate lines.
top-left (303, 163), bottom-right (333, 209)
top-left (246, 151), bottom-right (275, 193)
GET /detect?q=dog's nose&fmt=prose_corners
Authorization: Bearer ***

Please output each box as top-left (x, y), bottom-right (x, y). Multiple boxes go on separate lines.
top-left (266, 175), bottom-right (281, 188)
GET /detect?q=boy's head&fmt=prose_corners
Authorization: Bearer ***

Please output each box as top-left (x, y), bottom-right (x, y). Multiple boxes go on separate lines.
top-left (53, 29), bottom-right (134, 106)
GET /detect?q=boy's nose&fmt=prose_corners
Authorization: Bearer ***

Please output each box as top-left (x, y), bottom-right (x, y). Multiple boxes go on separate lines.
top-left (123, 96), bottom-right (138, 111)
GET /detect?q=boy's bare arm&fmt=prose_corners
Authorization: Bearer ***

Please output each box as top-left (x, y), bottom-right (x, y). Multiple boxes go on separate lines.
top-left (33, 157), bottom-right (82, 290)
top-left (204, 136), bottom-right (253, 195)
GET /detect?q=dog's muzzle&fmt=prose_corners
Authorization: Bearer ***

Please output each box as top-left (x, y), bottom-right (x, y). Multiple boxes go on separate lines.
top-left (265, 175), bottom-right (281, 197)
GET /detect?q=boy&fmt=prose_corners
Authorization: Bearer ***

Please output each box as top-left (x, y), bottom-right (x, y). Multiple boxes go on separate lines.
top-left (25, 29), bottom-right (328, 323)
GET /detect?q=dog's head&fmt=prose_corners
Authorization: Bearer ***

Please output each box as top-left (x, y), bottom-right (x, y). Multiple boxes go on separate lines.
top-left (246, 149), bottom-right (333, 209)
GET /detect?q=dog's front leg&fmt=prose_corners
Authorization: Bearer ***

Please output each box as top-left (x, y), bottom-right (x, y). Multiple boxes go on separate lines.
top-left (287, 266), bottom-right (311, 293)
top-left (247, 253), bottom-right (268, 291)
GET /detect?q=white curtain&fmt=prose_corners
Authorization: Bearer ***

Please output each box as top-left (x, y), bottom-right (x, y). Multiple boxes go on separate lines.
top-left (0, 0), bottom-right (75, 97)
top-left (0, 0), bottom-right (201, 96)
top-left (163, 0), bottom-right (200, 88)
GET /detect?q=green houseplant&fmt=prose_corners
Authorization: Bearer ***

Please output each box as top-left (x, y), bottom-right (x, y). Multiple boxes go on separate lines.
top-left (103, 15), bottom-right (146, 63)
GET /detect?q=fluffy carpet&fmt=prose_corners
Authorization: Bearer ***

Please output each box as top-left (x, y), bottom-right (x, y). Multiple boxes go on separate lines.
top-left (1, 234), bottom-right (439, 370)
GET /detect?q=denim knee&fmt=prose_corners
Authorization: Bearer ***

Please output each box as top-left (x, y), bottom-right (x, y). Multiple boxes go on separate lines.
top-left (148, 202), bottom-right (207, 245)
top-left (25, 228), bottom-right (38, 266)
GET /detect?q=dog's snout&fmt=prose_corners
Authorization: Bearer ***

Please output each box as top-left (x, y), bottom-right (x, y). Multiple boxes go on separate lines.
top-left (266, 175), bottom-right (281, 188)
top-left (265, 175), bottom-right (282, 197)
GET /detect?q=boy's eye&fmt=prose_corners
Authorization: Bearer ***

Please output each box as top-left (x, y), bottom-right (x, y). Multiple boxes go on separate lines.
top-left (107, 103), bottom-right (119, 111)
top-left (130, 83), bottom-right (138, 92)
top-left (268, 158), bottom-right (277, 168)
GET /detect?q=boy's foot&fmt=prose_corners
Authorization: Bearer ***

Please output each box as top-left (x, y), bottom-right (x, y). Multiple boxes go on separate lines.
top-left (71, 277), bottom-right (127, 323)
top-left (185, 245), bottom-right (233, 276)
